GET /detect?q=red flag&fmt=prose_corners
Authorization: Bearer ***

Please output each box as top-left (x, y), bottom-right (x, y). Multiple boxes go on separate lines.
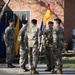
top-left (43, 4), bottom-right (50, 25)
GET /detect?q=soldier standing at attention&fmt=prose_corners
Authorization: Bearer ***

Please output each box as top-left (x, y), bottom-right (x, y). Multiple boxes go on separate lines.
top-left (4, 19), bottom-right (15, 68)
top-left (42, 21), bottom-right (55, 72)
top-left (18, 20), bottom-right (29, 72)
top-left (27, 19), bottom-right (40, 74)
top-left (53, 18), bottom-right (65, 74)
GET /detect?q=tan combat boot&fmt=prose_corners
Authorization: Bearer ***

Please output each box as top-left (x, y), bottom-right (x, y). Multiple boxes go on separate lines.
top-left (19, 64), bottom-right (26, 72)
top-left (30, 68), bottom-right (39, 74)
top-left (30, 67), bottom-right (35, 74)
top-left (57, 68), bottom-right (63, 74)
top-left (34, 70), bottom-right (39, 74)
top-left (51, 69), bottom-right (56, 74)
top-left (7, 63), bottom-right (15, 68)
top-left (20, 67), bottom-right (26, 72)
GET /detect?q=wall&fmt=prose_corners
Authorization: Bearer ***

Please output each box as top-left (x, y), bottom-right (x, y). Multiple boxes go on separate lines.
top-left (2, 0), bottom-right (75, 49)
top-left (64, 0), bottom-right (75, 49)
top-left (3, 0), bottom-right (64, 27)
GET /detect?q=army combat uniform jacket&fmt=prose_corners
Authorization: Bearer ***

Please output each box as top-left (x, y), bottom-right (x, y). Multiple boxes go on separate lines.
top-left (4, 26), bottom-right (15, 63)
top-left (27, 25), bottom-right (40, 69)
top-left (18, 27), bottom-right (28, 67)
top-left (53, 25), bottom-right (65, 72)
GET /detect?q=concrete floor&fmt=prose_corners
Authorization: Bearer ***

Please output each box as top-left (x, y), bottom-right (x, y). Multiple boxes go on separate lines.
top-left (0, 64), bottom-right (75, 75)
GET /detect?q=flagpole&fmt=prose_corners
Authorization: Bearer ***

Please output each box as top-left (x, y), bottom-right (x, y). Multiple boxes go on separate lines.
top-left (0, 0), bottom-right (10, 19)
top-left (5, 12), bottom-right (7, 26)
top-left (39, 0), bottom-right (51, 63)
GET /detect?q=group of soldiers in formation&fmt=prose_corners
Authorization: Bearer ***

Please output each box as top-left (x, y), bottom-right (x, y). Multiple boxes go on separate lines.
top-left (4, 17), bottom-right (65, 74)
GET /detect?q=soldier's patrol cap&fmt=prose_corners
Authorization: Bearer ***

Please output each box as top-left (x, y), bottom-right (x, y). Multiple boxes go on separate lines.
top-left (54, 18), bottom-right (61, 24)
top-left (31, 19), bottom-right (37, 24)
top-left (48, 21), bottom-right (54, 25)
top-left (22, 20), bottom-right (28, 24)
top-left (9, 19), bottom-right (14, 23)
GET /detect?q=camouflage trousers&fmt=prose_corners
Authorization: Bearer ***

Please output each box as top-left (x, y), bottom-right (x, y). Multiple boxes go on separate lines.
top-left (45, 47), bottom-right (55, 70)
top-left (19, 46), bottom-right (28, 67)
top-left (53, 47), bottom-right (62, 69)
top-left (6, 45), bottom-right (14, 64)
top-left (28, 47), bottom-right (39, 69)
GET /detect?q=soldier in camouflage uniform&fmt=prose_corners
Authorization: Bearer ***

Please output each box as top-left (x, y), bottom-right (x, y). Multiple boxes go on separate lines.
top-left (27, 19), bottom-right (40, 74)
top-left (53, 18), bottom-right (65, 74)
top-left (43, 21), bottom-right (55, 72)
top-left (4, 19), bottom-right (15, 68)
top-left (18, 20), bottom-right (29, 72)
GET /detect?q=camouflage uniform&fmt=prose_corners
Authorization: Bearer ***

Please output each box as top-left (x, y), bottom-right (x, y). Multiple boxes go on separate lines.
top-left (27, 25), bottom-right (40, 73)
top-left (4, 26), bottom-right (15, 64)
top-left (18, 27), bottom-right (28, 69)
top-left (44, 28), bottom-right (55, 71)
top-left (53, 25), bottom-right (65, 73)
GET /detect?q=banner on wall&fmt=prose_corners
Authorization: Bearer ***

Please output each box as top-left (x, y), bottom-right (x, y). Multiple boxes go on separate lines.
top-left (0, 11), bottom-right (30, 58)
